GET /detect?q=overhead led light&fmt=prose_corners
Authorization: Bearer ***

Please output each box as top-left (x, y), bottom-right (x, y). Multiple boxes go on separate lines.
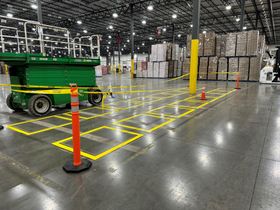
top-left (163, 28), bottom-right (167, 32)
top-left (109, 25), bottom-right (113, 30)
top-left (142, 42), bottom-right (145, 46)
top-left (31, 4), bottom-right (38, 9)
top-left (149, 37), bottom-right (153, 40)
top-left (177, 34), bottom-right (182, 38)
top-left (7, 13), bottom-right (13, 18)
top-left (108, 41), bottom-right (111, 44)
top-left (147, 5), bottom-right (154, 11)
top-left (77, 20), bottom-right (82, 25)
top-left (45, 36), bottom-right (50, 39)
top-left (190, 24), bottom-right (193, 28)
top-left (83, 30), bottom-right (88, 33)
top-left (243, 26), bottom-right (247, 30)
top-left (127, 39), bottom-right (130, 43)
top-left (108, 35), bottom-right (112, 39)
top-left (226, 5), bottom-right (232, 10)
top-left (142, 20), bottom-right (147, 25)
top-left (32, 28), bottom-right (36, 31)
top-left (121, 48), bottom-right (124, 51)
top-left (124, 44), bottom-right (126, 47)
top-left (163, 41), bottom-right (166, 44)
top-left (203, 30), bottom-right (207, 34)
top-left (137, 47), bottom-right (140, 50)
top-left (133, 32), bottom-right (135, 35)
top-left (172, 14), bottom-right (177, 19)
top-left (112, 13), bottom-right (118, 18)
top-left (236, 17), bottom-right (240, 22)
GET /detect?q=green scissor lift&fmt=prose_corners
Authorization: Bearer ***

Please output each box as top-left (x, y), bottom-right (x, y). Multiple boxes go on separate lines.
top-left (0, 52), bottom-right (103, 116)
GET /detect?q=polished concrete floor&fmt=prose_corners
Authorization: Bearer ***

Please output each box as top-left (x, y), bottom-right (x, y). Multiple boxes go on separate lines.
top-left (0, 73), bottom-right (280, 210)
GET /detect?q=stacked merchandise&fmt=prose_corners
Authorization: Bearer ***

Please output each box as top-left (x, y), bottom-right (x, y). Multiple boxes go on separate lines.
top-left (204, 32), bottom-right (216, 56)
top-left (136, 61), bottom-right (148, 77)
top-left (185, 30), bottom-right (266, 82)
top-left (101, 66), bottom-right (108, 75)
top-left (95, 65), bottom-right (102, 77)
top-left (139, 43), bottom-right (181, 79)
top-left (208, 57), bottom-right (218, 80)
top-left (217, 57), bottom-right (228, 80)
top-left (199, 57), bottom-right (208, 80)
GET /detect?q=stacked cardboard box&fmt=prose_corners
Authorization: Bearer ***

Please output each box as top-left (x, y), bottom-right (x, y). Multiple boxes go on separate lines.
top-left (186, 35), bottom-right (192, 57)
top-left (199, 34), bottom-right (204, 56)
top-left (199, 57), bottom-right (208, 80)
top-left (228, 58), bottom-right (238, 80)
top-left (239, 57), bottom-right (250, 80)
top-left (218, 57), bottom-right (228, 81)
top-left (247, 30), bottom-right (259, 56)
top-left (159, 62), bottom-right (169, 78)
top-left (143, 43), bottom-right (182, 79)
top-left (182, 58), bottom-right (190, 76)
top-left (204, 32), bottom-right (216, 56)
top-left (236, 32), bottom-right (247, 56)
top-left (208, 57), bottom-right (218, 80)
top-left (225, 33), bottom-right (237, 57)
top-left (249, 57), bottom-right (261, 81)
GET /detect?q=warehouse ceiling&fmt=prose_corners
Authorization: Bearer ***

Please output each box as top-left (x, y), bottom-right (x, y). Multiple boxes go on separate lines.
top-left (0, 0), bottom-right (280, 55)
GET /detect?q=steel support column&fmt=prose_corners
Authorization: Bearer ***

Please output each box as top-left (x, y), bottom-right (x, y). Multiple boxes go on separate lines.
top-left (37, 0), bottom-right (43, 23)
top-left (130, 3), bottom-right (135, 78)
top-left (189, 0), bottom-right (201, 95)
top-left (240, 0), bottom-right (245, 31)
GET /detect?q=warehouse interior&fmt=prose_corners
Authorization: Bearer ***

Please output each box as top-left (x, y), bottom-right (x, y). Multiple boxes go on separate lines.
top-left (0, 0), bottom-right (280, 209)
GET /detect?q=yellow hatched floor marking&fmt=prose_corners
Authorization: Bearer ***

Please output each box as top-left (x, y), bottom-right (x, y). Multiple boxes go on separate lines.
top-left (113, 114), bottom-right (175, 133)
top-left (52, 126), bottom-right (143, 160)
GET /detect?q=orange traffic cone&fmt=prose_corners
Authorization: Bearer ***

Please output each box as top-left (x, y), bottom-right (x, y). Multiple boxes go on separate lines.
top-left (235, 74), bottom-right (241, 90)
top-left (201, 87), bottom-right (207, 100)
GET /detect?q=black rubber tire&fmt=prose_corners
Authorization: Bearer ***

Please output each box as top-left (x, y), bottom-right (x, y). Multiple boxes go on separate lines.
top-left (6, 93), bottom-right (23, 112)
top-left (28, 95), bottom-right (52, 117)
top-left (88, 88), bottom-right (103, 105)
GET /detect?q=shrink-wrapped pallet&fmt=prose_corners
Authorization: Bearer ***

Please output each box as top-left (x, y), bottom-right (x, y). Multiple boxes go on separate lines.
top-left (218, 57), bottom-right (228, 81)
top-left (153, 62), bottom-right (159, 78)
top-left (249, 57), bottom-right (261, 81)
top-left (236, 32), bottom-right (247, 56)
top-left (199, 34), bottom-right (204, 57)
top-left (239, 57), bottom-right (249, 81)
top-left (147, 62), bottom-right (153, 78)
top-left (216, 35), bottom-right (222, 57)
top-left (199, 57), bottom-right (208, 80)
top-left (178, 61), bottom-right (183, 77)
top-left (150, 44), bottom-right (158, 61)
top-left (228, 58), bottom-right (238, 80)
top-left (186, 35), bottom-right (192, 57)
top-left (159, 62), bottom-right (169, 78)
top-left (166, 43), bottom-right (172, 61)
top-left (226, 33), bottom-right (237, 57)
top-left (172, 44), bottom-right (180, 60)
top-left (157, 44), bottom-right (168, 61)
top-left (168, 61), bottom-right (175, 78)
top-left (173, 61), bottom-right (179, 77)
top-left (247, 30), bottom-right (259, 56)
top-left (182, 58), bottom-right (190, 76)
top-left (220, 35), bottom-right (227, 57)
top-left (204, 32), bottom-right (216, 56)
top-left (208, 57), bottom-right (218, 80)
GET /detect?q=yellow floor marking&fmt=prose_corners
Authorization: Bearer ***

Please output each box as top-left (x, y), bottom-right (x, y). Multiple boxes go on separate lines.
top-left (52, 126), bottom-right (143, 160)
top-left (113, 114), bottom-right (175, 133)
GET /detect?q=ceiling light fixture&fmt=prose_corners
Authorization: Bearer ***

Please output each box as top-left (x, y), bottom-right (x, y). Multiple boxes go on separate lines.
top-left (7, 13), bottom-right (13, 18)
top-left (226, 5), bottom-right (232, 10)
top-left (172, 14), bottom-right (177, 19)
top-left (236, 17), bottom-right (240, 22)
top-left (31, 4), bottom-right (38, 9)
top-left (83, 30), bottom-right (88, 33)
top-left (108, 25), bottom-right (113, 30)
top-left (147, 5), bottom-right (154, 11)
top-left (142, 20), bottom-right (147, 25)
top-left (77, 20), bottom-right (82, 25)
top-left (163, 28), bottom-right (167, 32)
top-left (112, 13), bottom-right (118, 18)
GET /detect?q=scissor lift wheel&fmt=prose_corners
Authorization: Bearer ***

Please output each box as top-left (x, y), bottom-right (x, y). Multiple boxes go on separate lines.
top-left (88, 89), bottom-right (103, 105)
top-left (6, 93), bottom-right (23, 112)
top-left (28, 95), bottom-right (52, 117)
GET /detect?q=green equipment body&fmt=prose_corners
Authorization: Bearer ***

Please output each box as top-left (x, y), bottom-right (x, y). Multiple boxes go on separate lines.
top-left (0, 52), bottom-right (103, 116)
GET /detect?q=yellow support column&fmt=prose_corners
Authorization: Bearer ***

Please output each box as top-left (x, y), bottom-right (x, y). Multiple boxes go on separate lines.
top-left (189, 39), bottom-right (199, 94)
top-left (189, 0), bottom-right (201, 95)
top-left (131, 59), bottom-right (134, 79)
